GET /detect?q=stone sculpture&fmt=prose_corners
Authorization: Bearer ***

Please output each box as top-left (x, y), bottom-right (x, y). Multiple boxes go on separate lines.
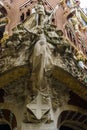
top-left (69, 10), bottom-right (80, 32)
top-left (34, 1), bottom-right (45, 25)
top-left (0, 3), bottom-right (87, 124)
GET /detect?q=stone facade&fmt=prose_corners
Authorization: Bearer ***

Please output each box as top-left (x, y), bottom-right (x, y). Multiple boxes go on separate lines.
top-left (0, 1), bottom-right (87, 130)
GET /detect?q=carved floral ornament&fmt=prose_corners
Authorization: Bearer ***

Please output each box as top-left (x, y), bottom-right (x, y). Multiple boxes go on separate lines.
top-left (25, 92), bottom-right (50, 122)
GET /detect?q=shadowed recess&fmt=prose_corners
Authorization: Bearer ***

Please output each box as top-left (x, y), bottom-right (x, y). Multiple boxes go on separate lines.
top-left (0, 124), bottom-right (11, 130)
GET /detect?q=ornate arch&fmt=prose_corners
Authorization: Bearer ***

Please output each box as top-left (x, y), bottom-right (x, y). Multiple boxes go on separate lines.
top-left (56, 105), bottom-right (87, 130)
top-left (0, 108), bottom-right (17, 130)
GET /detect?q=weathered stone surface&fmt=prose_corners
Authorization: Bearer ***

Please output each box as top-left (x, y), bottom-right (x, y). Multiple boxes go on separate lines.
top-left (0, 4), bottom-right (87, 130)
top-left (0, 16), bottom-right (86, 110)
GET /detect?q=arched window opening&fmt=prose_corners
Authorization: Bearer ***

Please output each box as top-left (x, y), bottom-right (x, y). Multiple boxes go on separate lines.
top-left (58, 110), bottom-right (87, 130)
top-left (30, 1), bottom-right (33, 4)
top-left (52, 18), bottom-right (55, 23)
top-left (20, 13), bottom-right (25, 22)
top-left (26, 9), bottom-right (30, 17)
top-left (0, 109), bottom-right (17, 130)
top-left (44, 2), bottom-right (47, 5)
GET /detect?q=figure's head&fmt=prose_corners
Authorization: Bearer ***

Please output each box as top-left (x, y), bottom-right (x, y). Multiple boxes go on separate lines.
top-left (75, 0), bottom-right (80, 6)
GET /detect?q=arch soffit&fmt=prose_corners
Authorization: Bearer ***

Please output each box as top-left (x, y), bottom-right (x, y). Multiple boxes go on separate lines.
top-left (55, 105), bottom-right (87, 128)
